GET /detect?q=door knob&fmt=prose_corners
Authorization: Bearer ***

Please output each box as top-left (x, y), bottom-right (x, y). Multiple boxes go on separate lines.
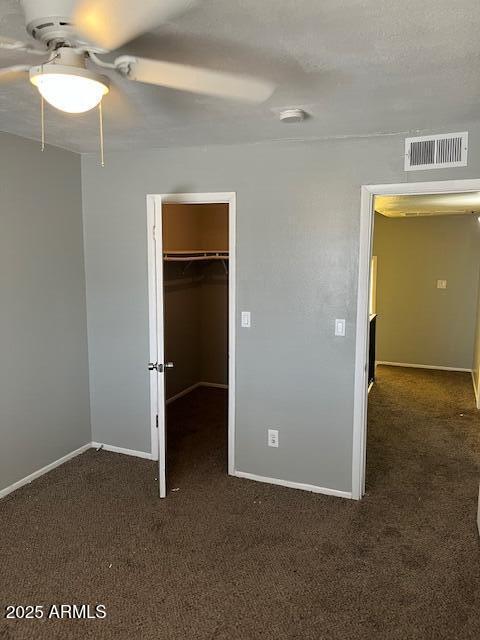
top-left (148, 362), bottom-right (174, 372)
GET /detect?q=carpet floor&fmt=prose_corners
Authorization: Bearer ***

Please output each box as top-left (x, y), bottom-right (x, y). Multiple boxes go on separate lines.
top-left (1, 367), bottom-right (480, 639)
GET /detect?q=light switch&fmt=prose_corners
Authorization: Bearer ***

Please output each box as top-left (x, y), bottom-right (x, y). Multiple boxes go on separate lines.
top-left (437, 280), bottom-right (447, 289)
top-left (335, 319), bottom-right (346, 337)
top-left (268, 429), bottom-right (279, 448)
top-left (241, 311), bottom-right (251, 328)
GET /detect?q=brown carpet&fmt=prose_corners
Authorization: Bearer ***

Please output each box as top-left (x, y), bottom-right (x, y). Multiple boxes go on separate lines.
top-left (1, 367), bottom-right (480, 639)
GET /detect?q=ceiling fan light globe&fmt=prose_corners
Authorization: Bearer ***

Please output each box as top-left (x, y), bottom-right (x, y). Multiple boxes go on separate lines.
top-left (30, 69), bottom-right (109, 114)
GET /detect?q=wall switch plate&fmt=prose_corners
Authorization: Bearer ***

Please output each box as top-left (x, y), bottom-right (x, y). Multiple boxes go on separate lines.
top-left (437, 280), bottom-right (447, 289)
top-left (268, 428), bottom-right (279, 448)
top-left (241, 311), bottom-right (251, 328)
top-left (335, 319), bottom-right (346, 337)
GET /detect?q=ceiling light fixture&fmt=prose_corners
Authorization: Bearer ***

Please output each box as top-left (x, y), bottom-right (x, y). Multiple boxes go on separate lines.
top-left (30, 64), bottom-right (109, 114)
top-left (28, 49), bottom-right (109, 166)
top-left (0, 1), bottom-right (276, 169)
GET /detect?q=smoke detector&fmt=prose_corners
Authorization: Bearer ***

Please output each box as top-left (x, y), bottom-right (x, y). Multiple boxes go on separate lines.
top-left (279, 108), bottom-right (306, 123)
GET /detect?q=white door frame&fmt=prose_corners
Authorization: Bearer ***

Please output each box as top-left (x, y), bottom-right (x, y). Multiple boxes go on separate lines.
top-left (146, 192), bottom-right (237, 478)
top-left (352, 177), bottom-right (480, 500)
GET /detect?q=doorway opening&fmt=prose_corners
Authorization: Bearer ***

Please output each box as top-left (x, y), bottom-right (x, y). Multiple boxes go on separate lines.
top-left (353, 180), bottom-right (480, 500)
top-left (147, 193), bottom-right (236, 498)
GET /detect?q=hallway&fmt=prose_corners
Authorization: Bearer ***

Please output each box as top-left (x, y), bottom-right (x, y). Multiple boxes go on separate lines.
top-left (367, 365), bottom-right (480, 495)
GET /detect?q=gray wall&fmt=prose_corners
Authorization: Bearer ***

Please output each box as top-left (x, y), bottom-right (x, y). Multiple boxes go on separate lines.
top-left (81, 125), bottom-right (480, 493)
top-left (164, 263), bottom-right (201, 399)
top-left (373, 213), bottom-right (480, 369)
top-left (1, 132), bottom-right (90, 493)
top-left (200, 266), bottom-right (228, 385)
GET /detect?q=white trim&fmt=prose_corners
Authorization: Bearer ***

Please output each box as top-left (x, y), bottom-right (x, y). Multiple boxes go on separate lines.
top-left (0, 443), bottom-right (91, 500)
top-left (227, 194), bottom-right (237, 477)
top-left (147, 192), bottom-right (237, 491)
top-left (91, 442), bottom-right (155, 460)
top-left (352, 185), bottom-right (374, 500)
top-left (472, 372), bottom-right (480, 409)
top-left (147, 194), bottom-right (167, 495)
top-left (353, 178), bottom-right (480, 501)
top-left (233, 470), bottom-right (353, 500)
top-left (377, 361), bottom-right (472, 372)
top-left (147, 196), bottom-right (159, 462)
top-left (361, 179), bottom-right (480, 197)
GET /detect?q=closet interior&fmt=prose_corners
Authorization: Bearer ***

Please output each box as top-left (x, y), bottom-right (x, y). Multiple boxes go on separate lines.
top-left (162, 203), bottom-right (229, 479)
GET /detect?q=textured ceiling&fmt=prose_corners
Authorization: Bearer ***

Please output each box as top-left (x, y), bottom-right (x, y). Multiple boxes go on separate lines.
top-left (0, 0), bottom-right (479, 153)
top-left (375, 193), bottom-right (480, 217)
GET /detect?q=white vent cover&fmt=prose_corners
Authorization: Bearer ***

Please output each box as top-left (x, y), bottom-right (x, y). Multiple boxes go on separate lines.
top-left (404, 132), bottom-right (468, 171)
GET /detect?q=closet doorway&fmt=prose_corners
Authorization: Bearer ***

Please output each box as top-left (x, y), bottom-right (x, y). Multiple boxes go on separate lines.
top-left (147, 193), bottom-right (236, 498)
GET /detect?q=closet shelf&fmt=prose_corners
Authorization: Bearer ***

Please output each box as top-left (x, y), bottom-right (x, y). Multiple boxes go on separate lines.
top-left (163, 250), bottom-right (229, 262)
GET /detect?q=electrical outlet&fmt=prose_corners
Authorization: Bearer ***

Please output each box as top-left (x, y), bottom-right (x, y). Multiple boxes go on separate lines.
top-left (268, 429), bottom-right (279, 448)
top-left (241, 311), bottom-right (251, 327)
top-left (335, 319), bottom-right (346, 336)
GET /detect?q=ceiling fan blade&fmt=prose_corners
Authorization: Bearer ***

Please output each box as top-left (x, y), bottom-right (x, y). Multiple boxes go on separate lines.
top-left (0, 36), bottom-right (29, 50)
top-left (73, 0), bottom-right (197, 50)
top-left (0, 65), bottom-right (29, 83)
top-left (115, 56), bottom-right (275, 103)
top-left (0, 36), bottom-right (46, 55)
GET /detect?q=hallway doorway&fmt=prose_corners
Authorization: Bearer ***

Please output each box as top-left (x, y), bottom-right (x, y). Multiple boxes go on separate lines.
top-left (354, 179), bottom-right (480, 499)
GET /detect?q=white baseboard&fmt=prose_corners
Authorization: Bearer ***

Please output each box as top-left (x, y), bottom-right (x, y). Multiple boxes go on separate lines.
top-left (166, 381), bottom-right (228, 405)
top-left (232, 470), bottom-right (353, 500)
top-left (166, 382), bottom-right (201, 405)
top-left (377, 361), bottom-right (472, 373)
top-left (199, 382), bottom-right (228, 390)
top-left (91, 442), bottom-right (154, 460)
top-left (0, 443), bottom-right (91, 500)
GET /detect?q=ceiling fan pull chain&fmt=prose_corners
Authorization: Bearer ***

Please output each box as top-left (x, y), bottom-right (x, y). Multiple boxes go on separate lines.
top-left (41, 95), bottom-right (45, 152)
top-left (98, 100), bottom-right (105, 168)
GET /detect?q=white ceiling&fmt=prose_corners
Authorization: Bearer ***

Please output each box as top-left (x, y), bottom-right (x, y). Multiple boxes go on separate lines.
top-left (375, 193), bottom-right (480, 218)
top-left (0, 0), bottom-right (480, 153)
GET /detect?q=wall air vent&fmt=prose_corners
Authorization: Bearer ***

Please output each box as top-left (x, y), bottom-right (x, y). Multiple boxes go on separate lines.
top-left (404, 132), bottom-right (468, 171)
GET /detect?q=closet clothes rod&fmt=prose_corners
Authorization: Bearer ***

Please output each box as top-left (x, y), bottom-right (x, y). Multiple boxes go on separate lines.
top-left (163, 250), bottom-right (229, 262)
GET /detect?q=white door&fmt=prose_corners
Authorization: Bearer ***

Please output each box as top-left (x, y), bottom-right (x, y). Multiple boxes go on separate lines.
top-left (147, 192), bottom-right (235, 496)
top-left (147, 196), bottom-right (168, 498)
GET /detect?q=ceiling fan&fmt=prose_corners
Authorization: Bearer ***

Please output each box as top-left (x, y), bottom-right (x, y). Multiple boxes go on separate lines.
top-left (0, 0), bottom-right (275, 115)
